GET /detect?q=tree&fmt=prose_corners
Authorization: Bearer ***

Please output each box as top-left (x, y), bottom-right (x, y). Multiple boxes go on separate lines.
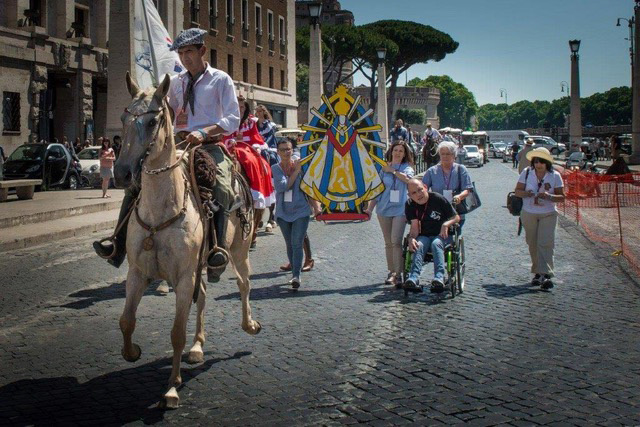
top-left (395, 108), bottom-right (426, 125)
top-left (360, 20), bottom-right (458, 127)
top-left (296, 64), bottom-right (309, 105)
top-left (408, 75), bottom-right (477, 129)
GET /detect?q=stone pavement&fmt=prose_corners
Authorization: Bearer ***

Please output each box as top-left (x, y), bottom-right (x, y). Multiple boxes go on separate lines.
top-left (1, 161), bottom-right (639, 425)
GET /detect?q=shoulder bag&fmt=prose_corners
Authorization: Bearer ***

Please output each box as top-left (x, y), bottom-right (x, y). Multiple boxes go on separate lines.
top-left (506, 168), bottom-right (529, 216)
top-left (454, 165), bottom-right (481, 215)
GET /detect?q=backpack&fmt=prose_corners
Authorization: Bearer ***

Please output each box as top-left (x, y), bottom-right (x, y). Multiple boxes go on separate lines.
top-left (507, 168), bottom-right (529, 216)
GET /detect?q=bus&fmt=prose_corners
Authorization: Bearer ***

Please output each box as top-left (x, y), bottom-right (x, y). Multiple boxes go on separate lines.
top-left (485, 130), bottom-right (530, 145)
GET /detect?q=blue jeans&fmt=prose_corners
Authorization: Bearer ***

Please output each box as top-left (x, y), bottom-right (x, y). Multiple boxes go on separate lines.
top-left (277, 216), bottom-right (310, 279)
top-left (407, 235), bottom-right (453, 284)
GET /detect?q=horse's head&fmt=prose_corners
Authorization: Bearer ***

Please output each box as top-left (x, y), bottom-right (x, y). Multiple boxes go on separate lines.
top-left (114, 72), bottom-right (173, 188)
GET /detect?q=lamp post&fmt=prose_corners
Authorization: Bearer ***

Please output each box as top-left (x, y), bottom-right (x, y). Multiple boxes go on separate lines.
top-left (307, 1), bottom-right (323, 123)
top-left (616, 16), bottom-right (635, 86)
top-left (376, 47), bottom-right (389, 148)
top-left (499, 88), bottom-right (509, 129)
top-left (569, 39), bottom-right (582, 154)
top-left (630, 0), bottom-right (640, 164)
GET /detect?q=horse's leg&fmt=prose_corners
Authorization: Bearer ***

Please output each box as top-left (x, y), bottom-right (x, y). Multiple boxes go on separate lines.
top-left (251, 208), bottom-right (264, 245)
top-left (187, 278), bottom-right (206, 364)
top-left (163, 276), bottom-right (194, 409)
top-left (229, 216), bottom-right (261, 335)
top-left (120, 266), bottom-right (148, 362)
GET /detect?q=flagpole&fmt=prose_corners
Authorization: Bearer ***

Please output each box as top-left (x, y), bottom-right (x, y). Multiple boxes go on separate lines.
top-left (141, 0), bottom-right (160, 86)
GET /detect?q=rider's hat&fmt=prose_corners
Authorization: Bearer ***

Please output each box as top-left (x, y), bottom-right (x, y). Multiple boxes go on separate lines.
top-left (170, 28), bottom-right (207, 51)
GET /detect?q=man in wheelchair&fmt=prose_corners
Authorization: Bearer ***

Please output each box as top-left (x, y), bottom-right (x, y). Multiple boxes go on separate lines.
top-left (404, 179), bottom-right (460, 293)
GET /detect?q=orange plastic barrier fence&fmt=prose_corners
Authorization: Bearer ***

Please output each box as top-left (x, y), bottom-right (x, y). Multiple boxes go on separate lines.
top-left (559, 171), bottom-right (640, 275)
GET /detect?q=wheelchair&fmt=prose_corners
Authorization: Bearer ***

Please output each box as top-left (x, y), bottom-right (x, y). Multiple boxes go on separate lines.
top-left (401, 225), bottom-right (465, 298)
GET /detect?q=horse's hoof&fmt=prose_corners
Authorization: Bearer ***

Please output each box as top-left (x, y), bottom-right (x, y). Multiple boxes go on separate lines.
top-left (243, 320), bottom-right (262, 335)
top-left (254, 321), bottom-right (262, 334)
top-left (187, 350), bottom-right (204, 364)
top-left (163, 387), bottom-right (180, 409)
top-left (121, 344), bottom-right (141, 362)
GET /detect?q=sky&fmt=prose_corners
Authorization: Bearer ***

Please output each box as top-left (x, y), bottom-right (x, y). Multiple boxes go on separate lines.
top-left (342, 0), bottom-right (634, 106)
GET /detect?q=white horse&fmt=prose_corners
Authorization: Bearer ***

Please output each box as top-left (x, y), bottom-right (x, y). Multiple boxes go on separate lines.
top-left (114, 73), bottom-right (261, 408)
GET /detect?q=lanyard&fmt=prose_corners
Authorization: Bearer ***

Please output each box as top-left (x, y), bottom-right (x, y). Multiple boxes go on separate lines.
top-left (389, 164), bottom-right (401, 190)
top-left (442, 165), bottom-right (454, 190)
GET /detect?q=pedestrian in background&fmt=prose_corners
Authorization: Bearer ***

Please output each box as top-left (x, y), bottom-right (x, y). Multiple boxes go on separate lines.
top-left (112, 135), bottom-right (122, 158)
top-left (517, 138), bottom-right (535, 173)
top-left (511, 141), bottom-right (520, 168)
top-left (99, 137), bottom-right (115, 198)
top-left (390, 119), bottom-right (409, 142)
top-left (271, 138), bottom-right (313, 289)
top-left (256, 104), bottom-right (278, 232)
top-left (365, 140), bottom-right (415, 287)
top-left (513, 147), bottom-right (565, 290)
top-left (610, 135), bottom-right (622, 160)
top-left (456, 141), bottom-right (467, 164)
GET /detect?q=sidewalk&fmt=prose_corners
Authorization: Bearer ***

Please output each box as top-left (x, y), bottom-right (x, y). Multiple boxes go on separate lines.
top-left (0, 188), bottom-right (124, 252)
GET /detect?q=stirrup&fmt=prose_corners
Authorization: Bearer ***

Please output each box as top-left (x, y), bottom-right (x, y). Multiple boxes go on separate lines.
top-left (94, 237), bottom-right (117, 259)
top-left (206, 247), bottom-right (230, 268)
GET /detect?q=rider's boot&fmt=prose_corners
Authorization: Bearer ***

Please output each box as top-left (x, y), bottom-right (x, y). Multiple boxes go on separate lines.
top-left (207, 210), bottom-right (230, 283)
top-left (93, 191), bottom-right (134, 268)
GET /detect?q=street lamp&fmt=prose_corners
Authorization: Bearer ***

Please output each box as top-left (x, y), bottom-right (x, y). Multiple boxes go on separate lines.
top-left (616, 17), bottom-right (635, 85)
top-left (629, 0), bottom-right (640, 163)
top-left (499, 88), bottom-right (509, 129)
top-left (568, 39), bottom-right (582, 153)
top-left (306, 1), bottom-right (323, 122)
top-left (376, 47), bottom-right (389, 148)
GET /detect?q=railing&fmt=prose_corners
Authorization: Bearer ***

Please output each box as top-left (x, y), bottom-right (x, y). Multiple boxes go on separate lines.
top-left (280, 40), bottom-right (287, 56)
top-left (268, 37), bottom-right (274, 52)
top-left (226, 20), bottom-right (233, 37)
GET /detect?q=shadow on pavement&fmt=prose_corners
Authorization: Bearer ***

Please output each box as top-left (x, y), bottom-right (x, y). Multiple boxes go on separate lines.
top-left (215, 282), bottom-right (387, 301)
top-left (482, 283), bottom-right (543, 298)
top-left (55, 280), bottom-right (169, 310)
top-left (0, 351), bottom-right (250, 426)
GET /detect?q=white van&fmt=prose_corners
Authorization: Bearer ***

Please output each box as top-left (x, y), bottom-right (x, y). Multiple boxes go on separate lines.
top-left (485, 130), bottom-right (530, 145)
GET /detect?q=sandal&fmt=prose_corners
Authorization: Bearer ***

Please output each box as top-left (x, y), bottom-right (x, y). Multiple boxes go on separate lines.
top-left (280, 263), bottom-right (292, 272)
top-left (302, 259), bottom-right (315, 272)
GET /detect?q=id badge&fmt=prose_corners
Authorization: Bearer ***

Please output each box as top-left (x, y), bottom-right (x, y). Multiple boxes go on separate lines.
top-left (389, 190), bottom-right (400, 203)
top-left (284, 190), bottom-right (293, 202)
top-left (175, 109), bottom-right (188, 129)
top-left (443, 189), bottom-right (453, 202)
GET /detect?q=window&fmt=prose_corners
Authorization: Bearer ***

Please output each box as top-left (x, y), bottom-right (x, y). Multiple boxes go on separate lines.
top-left (256, 63), bottom-right (262, 86)
top-left (267, 10), bottom-right (274, 40)
top-left (241, 0), bottom-right (248, 29)
top-left (242, 58), bottom-right (248, 82)
top-left (210, 49), bottom-right (217, 67)
top-left (227, 54), bottom-right (234, 78)
top-left (2, 92), bottom-right (20, 133)
top-left (255, 3), bottom-right (262, 35)
top-left (226, 0), bottom-right (234, 24)
top-left (279, 16), bottom-right (285, 44)
top-left (209, 0), bottom-right (217, 29)
top-left (268, 66), bottom-right (274, 89)
top-left (280, 69), bottom-right (285, 90)
top-left (72, 6), bottom-right (89, 37)
top-left (190, 0), bottom-right (199, 24)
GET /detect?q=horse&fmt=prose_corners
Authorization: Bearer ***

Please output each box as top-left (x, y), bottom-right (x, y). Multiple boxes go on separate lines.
top-left (422, 135), bottom-right (440, 169)
top-left (113, 72), bottom-right (261, 409)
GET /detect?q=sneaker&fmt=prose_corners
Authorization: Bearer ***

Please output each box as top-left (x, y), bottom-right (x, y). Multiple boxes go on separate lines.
top-left (394, 275), bottom-right (404, 289)
top-left (385, 272), bottom-right (396, 285)
top-left (268, 220), bottom-right (277, 229)
top-left (430, 279), bottom-right (445, 293)
top-left (541, 275), bottom-right (554, 290)
top-left (265, 223), bottom-right (273, 232)
top-left (290, 277), bottom-right (301, 289)
top-left (531, 274), bottom-right (542, 286)
top-left (404, 278), bottom-right (421, 292)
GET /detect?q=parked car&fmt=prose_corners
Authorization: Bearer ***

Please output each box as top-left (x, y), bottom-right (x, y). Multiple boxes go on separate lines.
top-left (77, 146), bottom-right (102, 187)
top-left (489, 142), bottom-right (507, 158)
top-left (529, 136), bottom-right (566, 155)
top-left (463, 145), bottom-right (483, 167)
top-left (2, 143), bottom-right (82, 190)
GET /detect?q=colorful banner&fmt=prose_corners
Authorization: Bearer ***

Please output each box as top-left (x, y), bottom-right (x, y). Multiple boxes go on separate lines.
top-left (299, 85), bottom-right (387, 220)
top-left (133, 0), bottom-right (183, 89)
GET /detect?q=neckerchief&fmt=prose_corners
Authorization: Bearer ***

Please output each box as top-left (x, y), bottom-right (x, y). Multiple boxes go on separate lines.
top-left (183, 70), bottom-right (205, 115)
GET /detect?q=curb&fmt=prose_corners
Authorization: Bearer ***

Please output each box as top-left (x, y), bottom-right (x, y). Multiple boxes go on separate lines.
top-left (0, 200), bottom-right (121, 229)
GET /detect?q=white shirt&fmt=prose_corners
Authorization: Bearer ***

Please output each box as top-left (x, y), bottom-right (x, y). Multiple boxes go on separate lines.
top-left (424, 127), bottom-right (442, 140)
top-left (518, 168), bottom-right (564, 214)
top-left (167, 64), bottom-right (240, 134)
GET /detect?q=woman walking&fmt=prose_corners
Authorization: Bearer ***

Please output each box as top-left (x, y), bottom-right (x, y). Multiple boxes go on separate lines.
top-left (272, 139), bottom-right (312, 289)
top-left (365, 141), bottom-right (414, 287)
top-left (255, 105), bottom-right (279, 232)
top-left (513, 147), bottom-right (565, 290)
top-left (99, 137), bottom-right (115, 198)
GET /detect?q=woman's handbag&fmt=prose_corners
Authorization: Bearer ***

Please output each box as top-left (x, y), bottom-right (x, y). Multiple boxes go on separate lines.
top-left (506, 168), bottom-right (529, 216)
top-left (454, 165), bottom-right (481, 215)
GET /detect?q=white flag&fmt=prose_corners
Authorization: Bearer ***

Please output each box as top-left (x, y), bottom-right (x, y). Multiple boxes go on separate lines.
top-left (133, 0), bottom-right (184, 89)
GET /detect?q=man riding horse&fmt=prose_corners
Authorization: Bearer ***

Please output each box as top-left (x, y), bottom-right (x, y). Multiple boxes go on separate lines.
top-left (93, 28), bottom-right (239, 283)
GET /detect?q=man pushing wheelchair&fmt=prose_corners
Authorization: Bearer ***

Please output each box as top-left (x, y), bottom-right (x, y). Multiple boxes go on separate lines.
top-left (403, 179), bottom-right (460, 294)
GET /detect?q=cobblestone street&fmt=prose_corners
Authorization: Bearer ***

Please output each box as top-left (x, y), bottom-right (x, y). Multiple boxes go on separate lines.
top-left (1, 161), bottom-right (639, 426)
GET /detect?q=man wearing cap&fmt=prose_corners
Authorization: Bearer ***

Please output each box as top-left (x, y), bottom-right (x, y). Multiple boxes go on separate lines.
top-left (93, 28), bottom-right (240, 283)
top-left (517, 138), bottom-right (535, 173)
top-left (423, 122), bottom-right (442, 143)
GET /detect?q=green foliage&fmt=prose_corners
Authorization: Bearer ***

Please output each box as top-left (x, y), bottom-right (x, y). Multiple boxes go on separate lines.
top-left (476, 86), bottom-right (631, 130)
top-left (408, 75), bottom-right (477, 129)
top-left (395, 108), bottom-right (426, 125)
top-left (296, 64), bottom-right (309, 105)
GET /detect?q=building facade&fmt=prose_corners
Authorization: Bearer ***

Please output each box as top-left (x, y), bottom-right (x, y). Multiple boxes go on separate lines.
top-left (0, 0), bottom-right (109, 156)
top-left (352, 85), bottom-right (441, 131)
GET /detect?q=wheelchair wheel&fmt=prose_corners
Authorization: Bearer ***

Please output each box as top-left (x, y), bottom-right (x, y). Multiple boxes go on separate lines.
top-left (456, 237), bottom-right (465, 294)
top-left (446, 249), bottom-right (456, 298)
